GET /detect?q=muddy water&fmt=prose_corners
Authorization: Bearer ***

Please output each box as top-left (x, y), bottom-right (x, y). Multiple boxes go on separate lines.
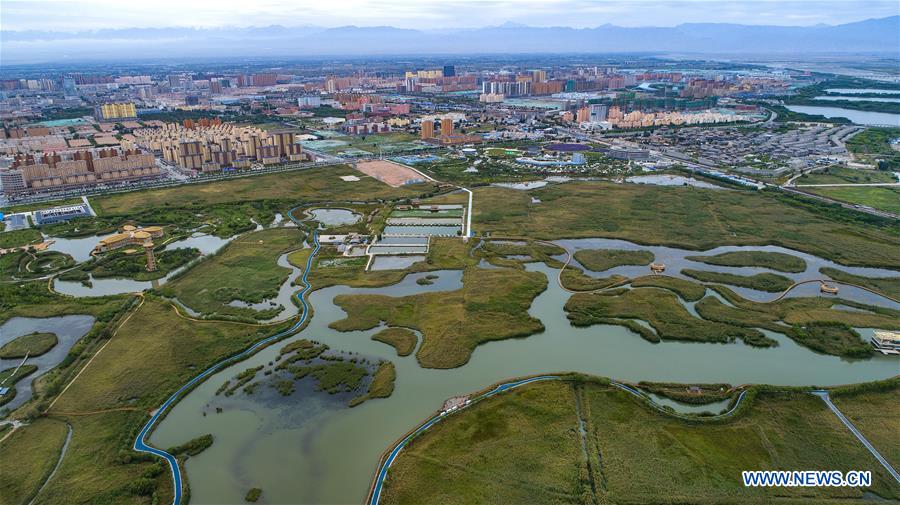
top-left (151, 253), bottom-right (899, 504)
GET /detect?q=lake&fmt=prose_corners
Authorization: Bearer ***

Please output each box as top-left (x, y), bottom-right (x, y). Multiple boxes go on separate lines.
top-left (150, 241), bottom-right (900, 504)
top-left (785, 105), bottom-right (900, 126)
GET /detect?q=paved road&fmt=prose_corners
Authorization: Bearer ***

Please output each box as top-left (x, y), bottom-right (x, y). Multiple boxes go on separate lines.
top-left (133, 207), bottom-right (321, 505)
top-left (811, 390), bottom-right (900, 485)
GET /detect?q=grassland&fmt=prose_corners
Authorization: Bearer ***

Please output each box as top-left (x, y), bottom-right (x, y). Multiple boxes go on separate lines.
top-left (572, 248), bottom-right (654, 272)
top-left (470, 183), bottom-right (900, 269)
top-left (0, 417), bottom-right (69, 505)
top-left (330, 267), bottom-right (547, 368)
top-left (685, 250), bottom-right (807, 273)
top-left (0, 228), bottom-right (42, 249)
top-left (796, 166), bottom-right (897, 185)
top-left (629, 275), bottom-right (707, 301)
top-left (681, 269), bottom-right (795, 293)
top-left (559, 267), bottom-right (627, 292)
top-left (807, 186), bottom-right (900, 215)
top-left (159, 228), bottom-right (302, 320)
top-left (0, 250), bottom-right (75, 281)
top-left (831, 388), bottom-right (900, 467)
top-left (28, 297), bottom-right (294, 504)
top-left (381, 378), bottom-right (900, 504)
top-left (371, 328), bottom-right (418, 356)
top-left (0, 332), bottom-right (58, 358)
top-left (695, 287), bottom-right (900, 357)
top-left (91, 165), bottom-right (434, 216)
top-left (820, 267), bottom-right (900, 300)
top-left (380, 381), bottom-right (585, 505)
top-left (565, 288), bottom-right (774, 347)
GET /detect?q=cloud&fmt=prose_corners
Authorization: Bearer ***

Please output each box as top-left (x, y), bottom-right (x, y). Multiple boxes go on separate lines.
top-left (1, 0), bottom-right (897, 31)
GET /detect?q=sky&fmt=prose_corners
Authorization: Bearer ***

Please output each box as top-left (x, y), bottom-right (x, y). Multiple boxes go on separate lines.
top-left (2, 0), bottom-right (898, 32)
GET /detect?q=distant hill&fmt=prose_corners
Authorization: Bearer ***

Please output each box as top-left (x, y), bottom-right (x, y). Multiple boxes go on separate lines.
top-left (1, 16), bottom-right (897, 63)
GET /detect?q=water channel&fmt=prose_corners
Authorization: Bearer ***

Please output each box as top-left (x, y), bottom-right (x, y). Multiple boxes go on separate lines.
top-left (784, 105), bottom-right (900, 126)
top-left (0, 315), bottom-right (96, 412)
top-left (147, 240), bottom-right (900, 504)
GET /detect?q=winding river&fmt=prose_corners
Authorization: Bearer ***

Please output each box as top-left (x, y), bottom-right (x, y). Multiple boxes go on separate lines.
top-left (146, 240), bottom-right (899, 504)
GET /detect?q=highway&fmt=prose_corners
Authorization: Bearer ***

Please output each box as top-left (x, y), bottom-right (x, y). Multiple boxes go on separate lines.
top-left (133, 206), bottom-right (321, 505)
top-left (811, 390), bottom-right (900, 485)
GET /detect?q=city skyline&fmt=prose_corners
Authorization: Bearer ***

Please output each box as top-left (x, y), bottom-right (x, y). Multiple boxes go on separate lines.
top-left (3, 0), bottom-right (899, 32)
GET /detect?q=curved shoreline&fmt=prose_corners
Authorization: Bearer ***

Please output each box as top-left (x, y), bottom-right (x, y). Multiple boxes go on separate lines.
top-left (483, 236), bottom-right (899, 304)
top-left (132, 207), bottom-right (320, 505)
top-left (366, 374), bottom-right (751, 505)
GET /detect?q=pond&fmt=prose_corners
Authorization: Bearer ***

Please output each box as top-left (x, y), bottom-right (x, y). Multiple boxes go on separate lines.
top-left (625, 174), bottom-right (724, 189)
top-left (309, 208), bottom-right (361, 227)
top-left (784, 105), bottom-right (900, 126)
top-left (151, 244), bottom-right (899, 504)
top-left (50, 231), bottom-right (238, 297)
top-left (824, 88), bottom-right (900, 95)
top-left (814, 96), bottom-right (900, 103)
top-left (0, 315), bottom-right (95, 413)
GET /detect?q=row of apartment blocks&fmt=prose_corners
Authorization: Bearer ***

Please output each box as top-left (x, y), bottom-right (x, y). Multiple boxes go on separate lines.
top-left (124, 122), bottom-right (307, 172)
top-left (1, 148), bottom-right (158, 194)
top-left (420, 117), bottom-right (482, 146)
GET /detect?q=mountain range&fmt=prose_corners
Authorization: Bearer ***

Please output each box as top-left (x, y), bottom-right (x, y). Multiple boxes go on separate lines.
top-left (1, 16), bottom-right (897, 64)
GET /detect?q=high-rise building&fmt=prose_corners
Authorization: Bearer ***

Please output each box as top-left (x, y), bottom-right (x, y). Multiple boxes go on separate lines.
top-left (421, 120), bottom-right (435, 139)
top-left (576, 107), bottom-right (591, 123)
top-left (95, 102), bottom-right (138, 121)
top-left (443, 65), bottom-right (456, 77)
top-left (440, 118), bottom-right (453, 136)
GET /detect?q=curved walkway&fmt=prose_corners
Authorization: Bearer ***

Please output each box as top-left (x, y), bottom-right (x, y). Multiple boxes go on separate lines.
top-left (368, 375), bottom-right (750, 505)
top-left (483, 237), bottom-right (898, 304)
top-left (763, 279), bottom-right (899, 304)
top-left (132, 206), bottom-right (320, 505)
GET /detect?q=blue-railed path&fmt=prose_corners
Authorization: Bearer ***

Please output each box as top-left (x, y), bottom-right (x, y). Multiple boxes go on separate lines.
top-left (133, 207), bottom-right (319, 505)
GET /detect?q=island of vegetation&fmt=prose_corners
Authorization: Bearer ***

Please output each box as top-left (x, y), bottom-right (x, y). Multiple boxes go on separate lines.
top-left (680, 269), bottom-right (796, 292)
top-left (371, 328), bottom-right (418, 356)
top-left (572, 248), bottom-right (655, 272)
top-left (0, 332), bottom-right (58, 358)
top-left (685, 250), bottom-right (807, 273)
top-left (330, 267), bottom-right (548, 368)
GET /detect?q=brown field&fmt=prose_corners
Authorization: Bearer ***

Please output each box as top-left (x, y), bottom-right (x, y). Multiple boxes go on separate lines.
top-left (355, 160), bottom-right (428, 187)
